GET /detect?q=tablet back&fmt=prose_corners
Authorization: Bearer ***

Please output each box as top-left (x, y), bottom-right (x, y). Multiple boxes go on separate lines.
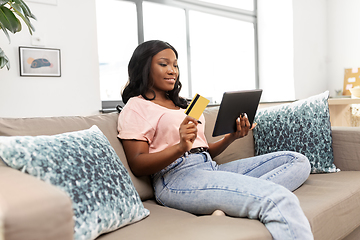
top-left (212, 89), bottom-right (262, 137)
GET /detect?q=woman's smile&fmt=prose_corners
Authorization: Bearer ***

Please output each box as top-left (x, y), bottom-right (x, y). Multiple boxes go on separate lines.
top-left (165, 77), bottom-right (176, 83)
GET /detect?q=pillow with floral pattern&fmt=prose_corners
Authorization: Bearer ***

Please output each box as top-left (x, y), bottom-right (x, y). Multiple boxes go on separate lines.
top-left (253, 91), bottom-right (338, 173)
top-left (0, 125), bottom-right (149, 240)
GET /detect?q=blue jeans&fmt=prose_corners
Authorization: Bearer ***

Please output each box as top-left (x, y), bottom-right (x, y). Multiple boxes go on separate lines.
top-left (152, 151), bottom-right (313, 240)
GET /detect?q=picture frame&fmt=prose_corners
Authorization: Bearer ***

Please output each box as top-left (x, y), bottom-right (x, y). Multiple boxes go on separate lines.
top-left (19, 46), bottom-right (61, 77)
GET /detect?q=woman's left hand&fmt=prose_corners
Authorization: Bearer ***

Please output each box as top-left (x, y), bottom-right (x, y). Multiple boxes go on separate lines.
top-left (208, 113), bottom-right (256, 158)
top-left (227, 113), bottom-right (256, 140)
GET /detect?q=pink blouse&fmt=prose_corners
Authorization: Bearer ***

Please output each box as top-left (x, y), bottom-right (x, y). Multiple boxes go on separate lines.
top-left (117, 96), bottom-right (209, 153)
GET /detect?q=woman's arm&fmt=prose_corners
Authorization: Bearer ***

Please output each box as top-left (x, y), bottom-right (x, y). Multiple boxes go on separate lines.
top-left (122, 116), bottom-right (198, 177)
top-left (208, 114), bottom-right (254, 158)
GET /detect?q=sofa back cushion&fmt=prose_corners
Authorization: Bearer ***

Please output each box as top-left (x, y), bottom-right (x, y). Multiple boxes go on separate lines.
top-left (203, 106), bottom-right (255, 164)
top-left (0, 113), bottom-right (154, 201)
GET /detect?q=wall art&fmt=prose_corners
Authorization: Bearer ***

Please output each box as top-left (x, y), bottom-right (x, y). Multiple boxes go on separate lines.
top-left (19, 46), bottom-right (61, 77)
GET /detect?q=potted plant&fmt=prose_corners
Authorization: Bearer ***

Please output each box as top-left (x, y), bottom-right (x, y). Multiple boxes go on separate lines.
top-left (0, 0), bottom-right (36, 70)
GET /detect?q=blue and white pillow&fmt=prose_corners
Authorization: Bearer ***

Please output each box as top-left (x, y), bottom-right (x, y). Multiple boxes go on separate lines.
top-left (0, 125), bottom-right (149, 240)
top-left (253, 91), bottom-right (338, 173)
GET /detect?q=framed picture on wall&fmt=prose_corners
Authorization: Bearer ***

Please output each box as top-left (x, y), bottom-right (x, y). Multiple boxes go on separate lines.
top-left (19, 47), bottom-right (61, 77)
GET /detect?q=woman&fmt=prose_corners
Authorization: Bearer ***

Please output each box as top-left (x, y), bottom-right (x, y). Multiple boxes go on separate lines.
top-left (118, 40), bottom-right (313, 240)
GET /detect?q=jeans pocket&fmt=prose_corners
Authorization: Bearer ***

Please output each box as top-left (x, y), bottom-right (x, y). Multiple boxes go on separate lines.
top-left (163, 156), bottom-right (185, 172)
top-left (161, 157), bottom-right (186, 186)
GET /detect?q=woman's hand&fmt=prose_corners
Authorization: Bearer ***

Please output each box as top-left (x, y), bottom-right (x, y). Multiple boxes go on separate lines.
top-left (208, 113), bottom-right (256, 159)
top-left (178, 115), bottom-right (198, 153)
top-left (122, 115), bottom-right (199, 177)
top-left (226, 113), bottom-right (256, 141)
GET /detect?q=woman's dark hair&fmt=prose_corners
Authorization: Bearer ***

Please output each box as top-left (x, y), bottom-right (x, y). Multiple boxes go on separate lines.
top-left (121, 40), bottom-right (188, 108)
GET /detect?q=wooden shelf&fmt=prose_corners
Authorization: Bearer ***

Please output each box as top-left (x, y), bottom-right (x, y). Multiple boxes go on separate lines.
top-left (327, 98), bottom-right (360, 127)
top-left (328, 98), bottom-right (360, 105)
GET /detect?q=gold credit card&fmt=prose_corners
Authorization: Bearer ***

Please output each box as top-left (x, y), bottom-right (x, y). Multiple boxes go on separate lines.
top-left (184, 94), bottom-right (210, 120)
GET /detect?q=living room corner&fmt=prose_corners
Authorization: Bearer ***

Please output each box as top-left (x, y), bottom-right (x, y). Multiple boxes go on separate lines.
top-left (0, 0), bottom-right (101, 118)
top-left (2, 1), bottom-right (360, 240)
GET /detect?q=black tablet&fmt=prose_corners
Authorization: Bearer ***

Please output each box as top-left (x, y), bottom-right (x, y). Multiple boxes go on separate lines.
top-left (212, 89), bottom-right (263, 137)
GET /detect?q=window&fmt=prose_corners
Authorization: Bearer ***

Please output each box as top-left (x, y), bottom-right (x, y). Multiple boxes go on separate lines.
top-left (143, 2), bottom-right (189, 97)
top-left (95, 0), bottom-right (138, 101)
top-left (96, 0), bottom-right (257, 106)
top-left (189, 10), bottom-right (255, 103)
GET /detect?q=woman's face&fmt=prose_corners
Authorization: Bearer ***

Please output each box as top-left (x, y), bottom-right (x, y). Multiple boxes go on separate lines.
top-left (149, 48), bottom-right (178, 94)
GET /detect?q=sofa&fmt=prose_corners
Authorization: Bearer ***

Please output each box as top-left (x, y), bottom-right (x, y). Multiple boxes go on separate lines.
top-left (1, 105), bottom-right (360, 240)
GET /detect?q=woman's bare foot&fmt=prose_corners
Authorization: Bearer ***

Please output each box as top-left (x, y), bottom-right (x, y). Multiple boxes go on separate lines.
top-left (211, 210), bottom-right (226, 216)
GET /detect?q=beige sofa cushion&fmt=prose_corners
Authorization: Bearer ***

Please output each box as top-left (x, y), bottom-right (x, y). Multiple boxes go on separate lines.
top-left (95, 171), bottom-right (360, 240)
top-left (295, 171), bottom-right (360, 240)
top-left (332, 126), bottom-right (360, 171)
top-left (97, 200), bottom-right (272, 240)
top-left (0, 166), bottom-right (74, 240)
top-left (0, 113), bottom-right (153, 201)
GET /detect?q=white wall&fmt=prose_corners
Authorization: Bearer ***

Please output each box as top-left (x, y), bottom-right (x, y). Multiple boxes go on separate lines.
top-left (0, 0), bottom-right (101, 118)
top-left (259, 0), bottom-right (329, 101)
top-left (293, 0), bottom-right (328, 99)
top-left (327, 0), bottom-right (360, 96)
top-left (293, 0), bottom-right (360, 99)
top-left (258, 0), bottom-right (295, 102)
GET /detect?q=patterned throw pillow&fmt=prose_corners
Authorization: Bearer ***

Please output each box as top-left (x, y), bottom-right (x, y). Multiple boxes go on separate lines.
top-left (253, 91), bottom-right (338, 173)
top-left (0, 125), bottom-right (149, 240)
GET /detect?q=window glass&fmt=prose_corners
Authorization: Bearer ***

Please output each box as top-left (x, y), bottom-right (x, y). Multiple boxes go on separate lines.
top-left (96, 0), bottom-right (138, 100)
top-left (189, 10), bottom-right (256, 104)
top-left (143, 2), bottom-right (189, 98)
top-left (198, 0), bottom-right (254, 11)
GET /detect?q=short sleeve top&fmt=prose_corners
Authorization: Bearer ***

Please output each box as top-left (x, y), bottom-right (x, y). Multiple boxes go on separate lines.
top-left (117, 96), bottom-right (209, 153)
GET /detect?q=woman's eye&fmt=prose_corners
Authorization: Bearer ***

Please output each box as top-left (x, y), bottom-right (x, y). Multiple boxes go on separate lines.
top-left (159, 63), bottom-right (167, 67)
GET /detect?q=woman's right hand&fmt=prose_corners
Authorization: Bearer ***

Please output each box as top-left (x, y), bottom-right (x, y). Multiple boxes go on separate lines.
top-left (178, 115), bottom-right (198, 153)
top-left (122, 116), bottom-right (199, 177)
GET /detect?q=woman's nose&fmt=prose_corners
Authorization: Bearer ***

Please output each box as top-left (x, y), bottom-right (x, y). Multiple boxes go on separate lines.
top-left (168, 66), bottom-right (176, 74)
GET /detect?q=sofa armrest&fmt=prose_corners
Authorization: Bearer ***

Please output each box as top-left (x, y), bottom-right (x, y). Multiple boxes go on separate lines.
top-left (332, 126), bottom-right (360, 171)
top-left (0, 166), bottom-right (74, 240)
